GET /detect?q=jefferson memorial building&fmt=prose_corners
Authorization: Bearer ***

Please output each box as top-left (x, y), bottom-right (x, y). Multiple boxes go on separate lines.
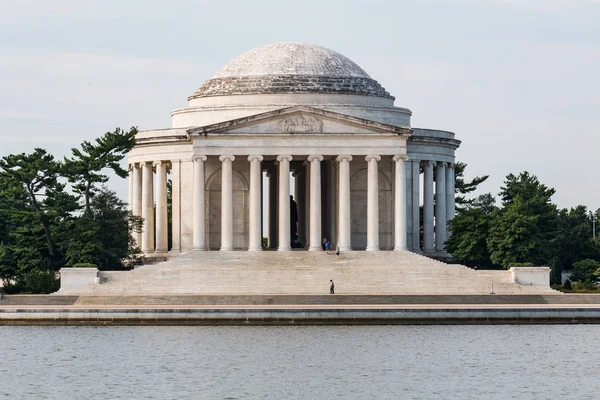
top-left (127, 43), bottom-right (460, 256)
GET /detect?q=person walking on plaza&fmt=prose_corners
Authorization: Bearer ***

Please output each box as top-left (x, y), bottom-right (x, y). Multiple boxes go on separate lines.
top-left (336, 245), bottom-right (340, 259)
top-left (325, 240), bottom-right (331, 255)
top-left (329, 279), bottom-right (335, 294)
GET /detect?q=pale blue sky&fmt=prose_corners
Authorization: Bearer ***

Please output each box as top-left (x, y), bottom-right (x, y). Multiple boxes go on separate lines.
top-left (1, 0), bottom-right (599, 209)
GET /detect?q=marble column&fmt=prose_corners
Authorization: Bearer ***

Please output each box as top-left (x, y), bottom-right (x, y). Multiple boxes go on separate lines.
top-left (308, 155), bottom-right (323, 251)
top-left (411, 160), bottom-right (420, 251)
top-left (267, 168), bottom-right (278, 249)
top-left (192, 156), bottom-right (207, 250)
top-left (141, 161), bottom-right (154, 254)
top-left (294, 169), bottom-right (306, 246)
top-left (303, 161), bottom-right (310, 249)
top-left (128, 165), bottom-right (134, 212)
top-left (132, 163), bottom-right (143, 247)
top-left (423, 160), bottom-right (435, 252)
top-left (154, 161), bottom-right (168, 254)
top-left (220, 155), bottom-right (235, 251)
top-left (435, 162), bottom-right (447, 252)
top-left (248, 155), bottom-right (263, 251)
top-left (277, 155), bottom-right (293, 251)
top-left (170, 160), bottom-right (181, 253)
top-left (365, 155), bottom-right (381, 251)
top-left (446, 163), bottom-right (455, 234)
top-left (336, 155), bottom-right (352, 251)
top-left (393, 155), bottom-right (408, 251)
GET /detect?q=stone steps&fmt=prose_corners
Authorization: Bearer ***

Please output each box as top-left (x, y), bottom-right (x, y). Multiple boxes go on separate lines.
top-left (54, 250), bottom-right (557, 296)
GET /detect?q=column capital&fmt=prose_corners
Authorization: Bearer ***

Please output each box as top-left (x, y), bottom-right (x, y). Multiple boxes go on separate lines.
top-left (307, 154), bottom-right (323, 162)
top-left (192, 155), bottom-right (207, 162)
top-left (219, 154), bottom-right (235, 162)
top-left (425, 160), bottom-right (436, 167)
top-left (247, 155), bottom-right (264, 162)
top-left (336, 155), bottom-right (353, 162)
top-left (276, 155), bottom-right (293, 162)
top-left (365, 155), bottom-right (381, 162)
top-left (170, 159), bottom-right (182, 165)
top-left (392, 154), bottom-right (409, 162)
top-left (153, 160), bottom-right (169, 167)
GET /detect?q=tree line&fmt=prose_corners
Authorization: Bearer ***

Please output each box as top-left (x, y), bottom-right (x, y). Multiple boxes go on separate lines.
top-left (447, 168), bottom-right (600, 288)
top-left (0, 128), bottom-right (141, 293)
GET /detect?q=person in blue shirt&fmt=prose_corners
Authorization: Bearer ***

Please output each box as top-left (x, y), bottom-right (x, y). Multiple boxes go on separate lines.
top-left (325, 240), bottom-right (331, 254)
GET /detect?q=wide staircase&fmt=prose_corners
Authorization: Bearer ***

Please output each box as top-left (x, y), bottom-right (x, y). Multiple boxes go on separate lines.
top-left (63, 251), bottom-right (556, 295)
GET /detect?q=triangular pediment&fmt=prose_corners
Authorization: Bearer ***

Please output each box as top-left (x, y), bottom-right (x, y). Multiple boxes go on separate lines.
top-left (187, 106), bottom-right (411, 136)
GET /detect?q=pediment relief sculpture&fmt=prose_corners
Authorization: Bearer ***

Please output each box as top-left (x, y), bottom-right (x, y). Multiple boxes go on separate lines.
top-left (278, 114), bottom-right (323, 133)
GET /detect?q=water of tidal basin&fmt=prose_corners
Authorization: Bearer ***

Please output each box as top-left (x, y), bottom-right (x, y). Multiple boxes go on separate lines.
top-left (1, 325), bottom-right (598, 399)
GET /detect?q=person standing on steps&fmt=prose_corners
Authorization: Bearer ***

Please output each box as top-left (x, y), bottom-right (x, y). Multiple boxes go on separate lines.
top-left (330, 279), bottom-right (335, 294)
top-left (336, 245), bottom-right (340, 259)
top-left (325, 240), bottom-right (331, 255)
top-left (322, 237), bottom-right (327, 251)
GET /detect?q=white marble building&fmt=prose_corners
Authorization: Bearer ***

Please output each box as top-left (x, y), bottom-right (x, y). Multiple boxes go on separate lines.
top-left (127, 43), bottom-right (460, 256)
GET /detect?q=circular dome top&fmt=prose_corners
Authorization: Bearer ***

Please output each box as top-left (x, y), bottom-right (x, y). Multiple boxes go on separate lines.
top-left (190, 43), bottom-right (393, 100)
top-left (212, 43), bottom-right (371, 79)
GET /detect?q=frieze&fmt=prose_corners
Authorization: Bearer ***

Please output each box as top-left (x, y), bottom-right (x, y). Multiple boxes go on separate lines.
top-left (278, 114), bottom-right (323, 133)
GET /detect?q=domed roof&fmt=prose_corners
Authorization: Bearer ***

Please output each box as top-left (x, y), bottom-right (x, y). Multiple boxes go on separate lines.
top-left (212, 43), bottom-right (371, 79)
top-left (190, 43), bottom-right (393, 100)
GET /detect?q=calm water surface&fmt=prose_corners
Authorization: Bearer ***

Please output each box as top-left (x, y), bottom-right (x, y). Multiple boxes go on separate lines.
top-left (0, 325), bottom-right (598, 399)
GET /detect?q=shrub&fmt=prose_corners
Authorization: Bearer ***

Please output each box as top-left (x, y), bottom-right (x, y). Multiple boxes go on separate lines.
top-left (10, 269), bottom-right (60, 294)
top-left (72, 263), bottom-right (98, 268)
top-left (570, 259), bottom-right (600, 282)
top-left (510, 262), bottom-right (535, 267)
top-left (572, 279), bottom-right (598, 292)
top-left (563, 279), bottom-right (572, 290)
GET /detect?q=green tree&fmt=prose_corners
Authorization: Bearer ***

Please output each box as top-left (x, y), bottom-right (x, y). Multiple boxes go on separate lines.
top-left (454, 162), bottom-right (489, 210)
top-left (487, 172), bottom-right (559, 268)
top-left (0, 149), bottom-right (79, 266)
top-left (65, 187), bottom-right (142, 270)
top-left (570, 259), bottom-right (600, 283)
top-left (64, 127), bottom-right (137, 215)
top-left (446, 193), bottom-right (497, 267)
top-left (548, 256), bottom-right (562, 286)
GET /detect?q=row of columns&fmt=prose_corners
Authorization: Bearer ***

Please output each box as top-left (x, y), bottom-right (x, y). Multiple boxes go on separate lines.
top-left (129, 161), bottom-right (174, 255)
top-left (409, 160), bottom-right (455, 253)
top-left (129, 154), bottom-right (448, 254)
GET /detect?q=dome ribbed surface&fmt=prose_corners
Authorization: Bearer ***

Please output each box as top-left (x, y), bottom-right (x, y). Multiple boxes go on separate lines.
top-left (213, 43), bottom-right (370, 78)
top-left (190, 43), bottom-right (393, 100)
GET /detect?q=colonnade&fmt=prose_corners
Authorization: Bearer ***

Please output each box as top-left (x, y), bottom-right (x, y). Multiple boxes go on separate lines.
top-left (407, 159), bottom-right (455, 253)
top-left (129, 154), bottom-right (416, 254)
top-left (129, 155), bottom-right (455, 254)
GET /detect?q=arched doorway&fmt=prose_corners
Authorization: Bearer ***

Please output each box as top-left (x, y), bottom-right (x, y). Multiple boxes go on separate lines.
top-left (206, 169), bottom-right (249, 250)
top-left (350, 168), bottom-right (393, 250)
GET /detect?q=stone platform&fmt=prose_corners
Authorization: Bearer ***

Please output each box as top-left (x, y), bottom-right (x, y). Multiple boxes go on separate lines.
top-left (57, 251), bottom-right (555, 295)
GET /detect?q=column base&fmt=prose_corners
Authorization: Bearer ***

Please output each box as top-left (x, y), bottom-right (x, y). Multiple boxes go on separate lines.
top-left (308, 246), bottom-right (322, 251)
top-left (192, 247), bottom-right (207, 251)
top-left (278, 247), bottom-right (292, 251)
top-left (339, 246), bottom-right (352, 252)
top-left (248, 247), bottom-right (263, 252)
top-left (169, 249), bottom-right (181, 255)
top-left (366, 246), bottom-right (380, 251)
top-left (154, 250), bottom-right (168, 255)
top-left (220, 247), bottom-right (234, 251)
top-left (393, 247), bottom-right (408, 252)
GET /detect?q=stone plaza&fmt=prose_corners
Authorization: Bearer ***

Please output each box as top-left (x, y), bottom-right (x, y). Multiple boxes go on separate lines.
top-left (58, 43), bottom-right (551, 295)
